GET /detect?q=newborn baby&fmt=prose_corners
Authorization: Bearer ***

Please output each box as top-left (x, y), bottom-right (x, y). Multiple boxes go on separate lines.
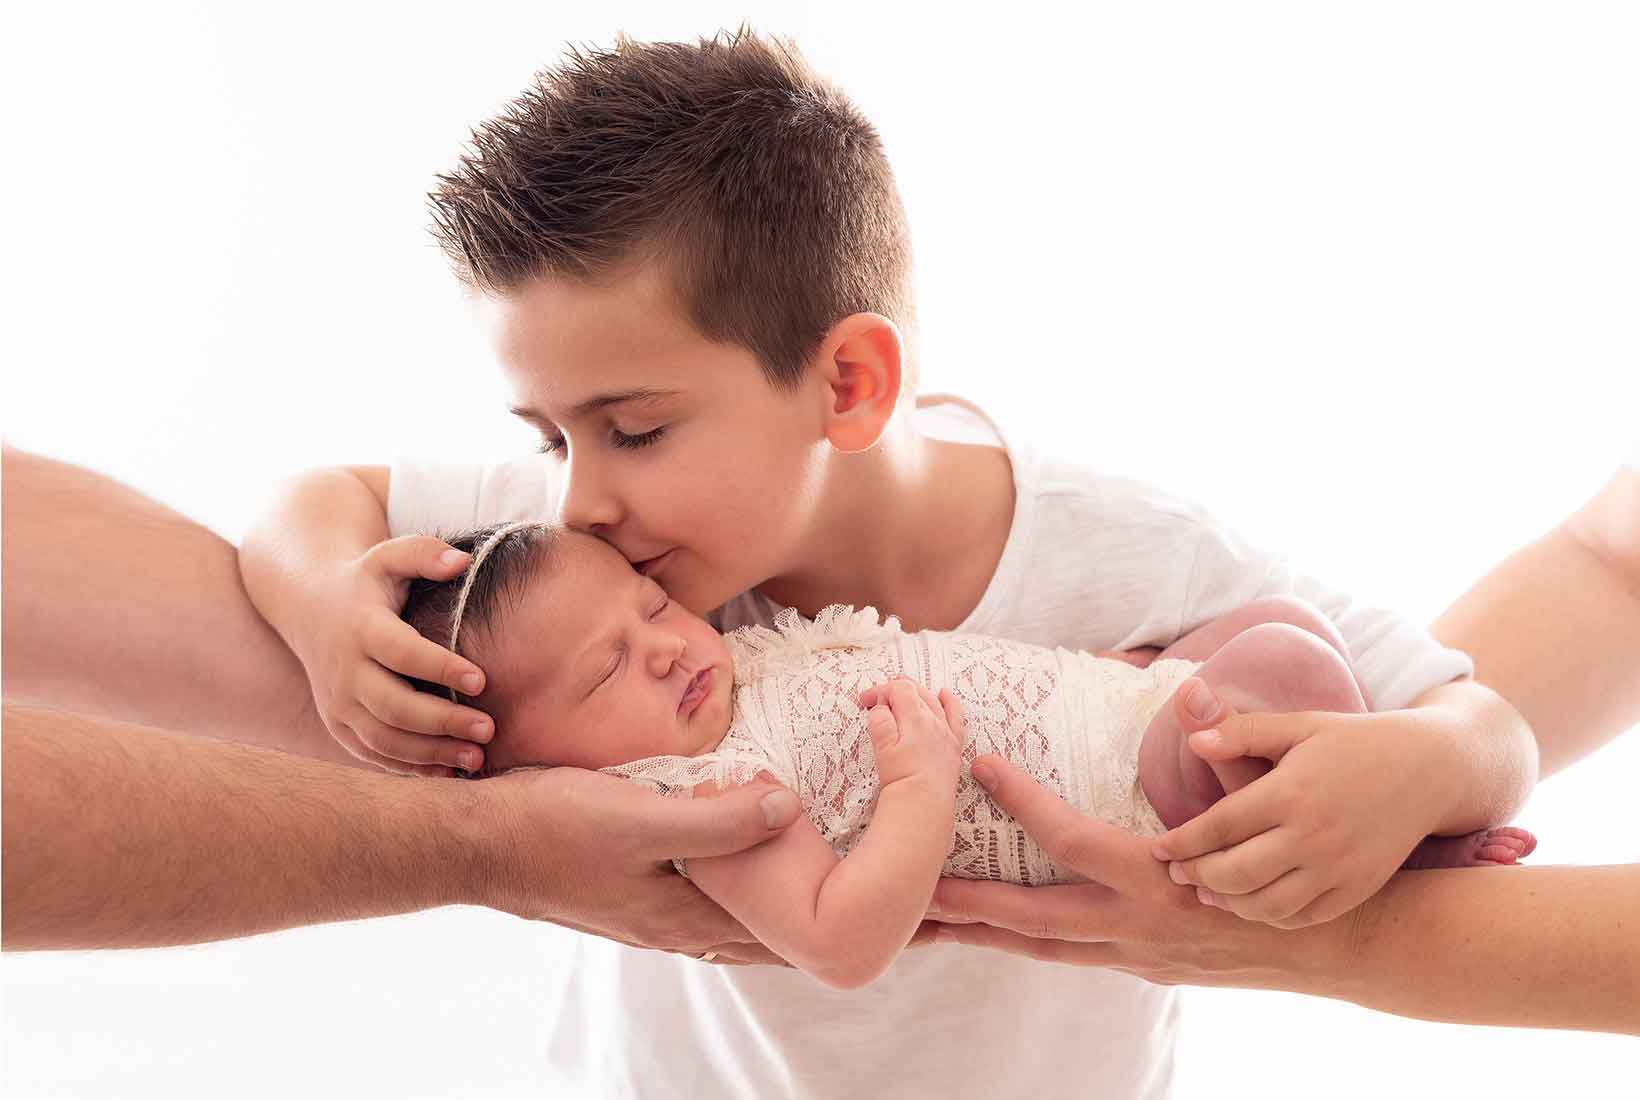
top-left (402, 520), bottom-right (1533, 988)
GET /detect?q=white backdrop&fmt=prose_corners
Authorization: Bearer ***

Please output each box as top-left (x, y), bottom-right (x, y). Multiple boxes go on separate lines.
top-left (4, 2), bottom-right (1637, 1095)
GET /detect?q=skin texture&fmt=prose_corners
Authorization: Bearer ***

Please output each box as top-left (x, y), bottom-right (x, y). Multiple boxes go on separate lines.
top-left (927, 465), bottom-right (1640, 1034)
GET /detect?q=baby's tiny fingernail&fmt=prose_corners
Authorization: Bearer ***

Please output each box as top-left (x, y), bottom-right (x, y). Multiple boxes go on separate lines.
top-left (461, 672), bottom-right (483, 694)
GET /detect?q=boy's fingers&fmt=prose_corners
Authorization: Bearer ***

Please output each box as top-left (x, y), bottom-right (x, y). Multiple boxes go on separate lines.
top-left (363, 534), bottom-right (471, 581)
top-left (348, 710), bottom-right (484, 773)
top-left (1192, 712), bottom-right (1320, 765)
top-left (1166, 825), bottom-right (1291, 896)
top-left (364, 610), bottom-right (486, 696)
top-left (356, 663), bottom-right (493, 742)
top-left (1149, 785), bottom-right (1284, 862)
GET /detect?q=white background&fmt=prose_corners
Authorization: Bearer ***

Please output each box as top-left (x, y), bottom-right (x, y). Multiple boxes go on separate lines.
top-left (4, 1), bottom-right (1638, 1095)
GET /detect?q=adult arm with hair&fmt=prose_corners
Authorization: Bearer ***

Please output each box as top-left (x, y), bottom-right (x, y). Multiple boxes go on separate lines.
top-left (1, 702), bottom-right (799, 958)
top-left (928, 463), bottom-right (1640, 1033)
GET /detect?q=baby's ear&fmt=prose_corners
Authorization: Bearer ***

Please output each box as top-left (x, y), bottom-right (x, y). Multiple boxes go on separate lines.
top-left (817, 313), bottom-right (903, 454)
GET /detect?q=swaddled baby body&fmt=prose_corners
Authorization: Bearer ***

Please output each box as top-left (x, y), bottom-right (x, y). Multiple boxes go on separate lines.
top-left (403, 522), bottom-right (1534, 988)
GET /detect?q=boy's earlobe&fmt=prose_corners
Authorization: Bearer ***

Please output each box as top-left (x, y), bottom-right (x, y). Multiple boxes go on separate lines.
top-left (820, 315), bottom-right (903, 454)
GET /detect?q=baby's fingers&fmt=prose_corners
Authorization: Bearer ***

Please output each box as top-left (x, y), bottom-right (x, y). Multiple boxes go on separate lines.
top-left (936, 688), bottom-right (966, 748)
top-left (363, 608), bottom-right (487, 700)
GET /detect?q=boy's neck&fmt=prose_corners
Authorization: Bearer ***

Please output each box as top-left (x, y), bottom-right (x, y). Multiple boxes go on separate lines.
top-left (755, 416), bottom-right (1015, 633)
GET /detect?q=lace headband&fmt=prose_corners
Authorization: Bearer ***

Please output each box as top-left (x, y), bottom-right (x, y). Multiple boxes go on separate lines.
top-left (445, 519), bottom-right (539, 703)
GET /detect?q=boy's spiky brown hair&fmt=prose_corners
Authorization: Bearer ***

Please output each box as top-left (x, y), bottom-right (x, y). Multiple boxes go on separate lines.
top-left (427, 26), bottom-right (916, 388)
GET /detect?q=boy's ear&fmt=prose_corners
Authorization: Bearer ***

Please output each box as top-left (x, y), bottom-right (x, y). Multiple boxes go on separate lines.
top-left (815, 313), bottom-right (904, 454)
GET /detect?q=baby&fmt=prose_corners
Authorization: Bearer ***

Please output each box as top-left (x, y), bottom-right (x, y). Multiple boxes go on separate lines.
top-left (402, 520), bottom-right (1535, 989)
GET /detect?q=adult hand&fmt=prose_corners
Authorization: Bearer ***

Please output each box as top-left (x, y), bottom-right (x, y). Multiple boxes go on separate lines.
top-left (926, 755), bottom-right (1354, 993)
top-left (471, 765), bottom-right (803, 966)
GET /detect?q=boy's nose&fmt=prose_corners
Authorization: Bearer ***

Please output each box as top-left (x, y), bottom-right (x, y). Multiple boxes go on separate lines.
top-left (558, 460), bottom-right (624, 531)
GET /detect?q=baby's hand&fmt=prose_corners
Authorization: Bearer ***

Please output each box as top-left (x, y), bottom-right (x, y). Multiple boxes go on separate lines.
top-left (856, 678), bottom-right (966, 793)
top-left (299, 535), bottom-right (496, 776)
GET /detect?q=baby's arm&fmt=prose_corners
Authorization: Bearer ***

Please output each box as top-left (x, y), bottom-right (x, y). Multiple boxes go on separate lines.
top-left (685, 681), bottom-right (964, 990)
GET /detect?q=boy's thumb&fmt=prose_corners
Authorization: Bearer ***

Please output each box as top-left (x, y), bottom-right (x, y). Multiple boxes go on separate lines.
top-left (1188, 713), bottom-right (1313, 765)
top-left (366, 535), bottom-right (471, 580)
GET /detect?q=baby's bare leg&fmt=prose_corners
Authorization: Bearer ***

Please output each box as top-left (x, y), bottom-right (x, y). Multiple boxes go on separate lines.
top-left (1138, 622), bottom-right (1365, 829)
top-left (1136, 620), bottom-right (1536, 868)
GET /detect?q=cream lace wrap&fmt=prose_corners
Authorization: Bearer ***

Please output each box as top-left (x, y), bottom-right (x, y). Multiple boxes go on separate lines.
top-left (601, 606), bottom-right (1201, 885)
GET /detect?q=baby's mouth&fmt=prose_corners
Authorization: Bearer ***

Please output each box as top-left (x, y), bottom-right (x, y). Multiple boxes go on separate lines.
top-left (678, 668), bottom-right (712, 715)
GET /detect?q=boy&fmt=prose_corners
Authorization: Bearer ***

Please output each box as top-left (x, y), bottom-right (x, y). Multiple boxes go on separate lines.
top-left (240, 29), bottom-right (1536, 1099)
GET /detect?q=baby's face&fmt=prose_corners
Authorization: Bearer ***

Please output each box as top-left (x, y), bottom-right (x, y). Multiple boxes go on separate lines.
top-left (480, 533), bottom-right (735, 772)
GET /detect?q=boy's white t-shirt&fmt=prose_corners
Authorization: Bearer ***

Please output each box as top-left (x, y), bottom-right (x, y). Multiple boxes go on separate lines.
top-left (389, 394), bottom-right (1472, 1100)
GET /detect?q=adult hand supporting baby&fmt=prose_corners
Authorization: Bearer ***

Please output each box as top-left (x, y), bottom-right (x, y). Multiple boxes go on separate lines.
top-left (476, 765), bottom-right (803, 966)
top-left (923, 756), bottom-right (1349, 991)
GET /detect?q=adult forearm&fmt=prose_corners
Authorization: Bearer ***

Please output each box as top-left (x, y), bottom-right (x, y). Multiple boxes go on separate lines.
top-left (238, 466), bottom-right (390, 661)
top-left (0, 446), bottom-right (347, 764)
top-left (1, 704), bottom-right (487, 950)
top-left (1334, 864), bottom-right (1640, 1034)
top-left (1430, 467), bottom-right (1640, 779)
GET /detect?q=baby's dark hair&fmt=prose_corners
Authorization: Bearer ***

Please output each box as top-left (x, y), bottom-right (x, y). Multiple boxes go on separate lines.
top-left (400, 521), bottom-right (567, 771)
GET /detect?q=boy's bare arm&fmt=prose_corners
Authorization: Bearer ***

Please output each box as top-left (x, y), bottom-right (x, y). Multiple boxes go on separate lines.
top-left (1431, 464), bottom-right (1640, 778)
top-left (0, 445), bottom-right (350, 765)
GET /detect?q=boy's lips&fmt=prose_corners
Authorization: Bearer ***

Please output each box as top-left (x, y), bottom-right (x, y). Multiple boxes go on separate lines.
top-left (636, 549), bottom-right (675, 577)
top-left (678, 667), bottom-right (712, 715)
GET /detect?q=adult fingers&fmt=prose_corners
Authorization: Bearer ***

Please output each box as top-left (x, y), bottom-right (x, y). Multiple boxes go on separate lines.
top-left (971, 755), bottom-right (1159, 895)
top-left (928, 877), bottom-right (1128, 942)
top-left (1165, 825), bottom-right (1291, 896)
top-left (699, 942), bottom-right (793, 968)
top-left (933, 922), bottom-right (1125, 968)
top-left (631, 779), bottom-right (802, 861)
top-left (1148, 780), bottom-right (1287, 863)
top-left (362, 608), bottom-right (487, 698)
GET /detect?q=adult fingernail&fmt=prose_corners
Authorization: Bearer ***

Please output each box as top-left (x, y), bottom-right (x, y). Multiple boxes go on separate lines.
top-left (1186, 682), bottom-right (1220, 721)
top-left (761, 790), bottom-right (800, 828)
top-left (971, 761), bottom-right (997, 791)
top-left (459, 751), bottom-right (481, 771)
top-left (440, 548), bottom-right (469, 567)
top-left (934, 928), bottom-right (956, 945)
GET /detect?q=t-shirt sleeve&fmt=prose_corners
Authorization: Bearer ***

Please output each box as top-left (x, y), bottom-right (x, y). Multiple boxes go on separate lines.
top-left (385, 453), bottom-right (560, 538)
top-left (1626, 435), bottom-right (1640, 472)
top-left (1177, 506), bottom-right (1473, 713)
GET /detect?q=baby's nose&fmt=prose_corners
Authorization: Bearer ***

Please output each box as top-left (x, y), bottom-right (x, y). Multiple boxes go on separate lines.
top-left (645, 632), bottom-right (687, 677)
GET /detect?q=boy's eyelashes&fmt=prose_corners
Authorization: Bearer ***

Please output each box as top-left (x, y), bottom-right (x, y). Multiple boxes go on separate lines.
top-left (534, 425), bottom-right (668, 456)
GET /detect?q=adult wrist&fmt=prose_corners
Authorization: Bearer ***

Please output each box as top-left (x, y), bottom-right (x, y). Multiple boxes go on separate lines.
top-left (427, 776), bottom-right (504, 911)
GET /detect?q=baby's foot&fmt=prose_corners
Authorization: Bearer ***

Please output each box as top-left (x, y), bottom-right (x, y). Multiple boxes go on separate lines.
top-left (1401, 826), bottom-right (1538, 870)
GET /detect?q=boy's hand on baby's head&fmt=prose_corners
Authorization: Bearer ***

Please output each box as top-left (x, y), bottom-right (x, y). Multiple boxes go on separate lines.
top-left (857, 678), bottom-right (966, 792)
top-left (298, 535), bottom-right (497, 777)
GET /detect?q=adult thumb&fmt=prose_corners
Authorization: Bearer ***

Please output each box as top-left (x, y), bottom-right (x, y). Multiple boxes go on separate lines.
top-left (642, 781), bottom-right (802, 861)
top-left (1187, 711), bottom-right (1319, 766)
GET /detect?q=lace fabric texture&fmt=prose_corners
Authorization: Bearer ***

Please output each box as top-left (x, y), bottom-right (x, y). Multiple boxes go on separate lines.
top-left (601, 606), bottom-right (1201, 884)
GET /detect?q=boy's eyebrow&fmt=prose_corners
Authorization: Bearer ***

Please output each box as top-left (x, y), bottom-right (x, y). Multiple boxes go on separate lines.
top-left (510, 387), bottom-right (682, 424)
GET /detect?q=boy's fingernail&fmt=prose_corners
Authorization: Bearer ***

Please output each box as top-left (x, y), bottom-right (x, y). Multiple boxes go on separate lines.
top-left (761, 790), bottom-right (800, 828)
top-left (440, 548), bottom-right (469, 567)
top-left (1168, 862), bottom-right (1186, 884)
top-left (461, 673), bottom-right (483, 694)
top-left (459, 751), bottom-right (481, 771)
top-left (1185, 682), bottom-right (1220, 721)
top-left (1150, 843), bottom-right (1171, 861)
top-left (468, 719), bottom-right (491, 741)
top-left (971, 761), bottom-right (997, 791)
top-left (1197, 887), bottom-right (1219, 907)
